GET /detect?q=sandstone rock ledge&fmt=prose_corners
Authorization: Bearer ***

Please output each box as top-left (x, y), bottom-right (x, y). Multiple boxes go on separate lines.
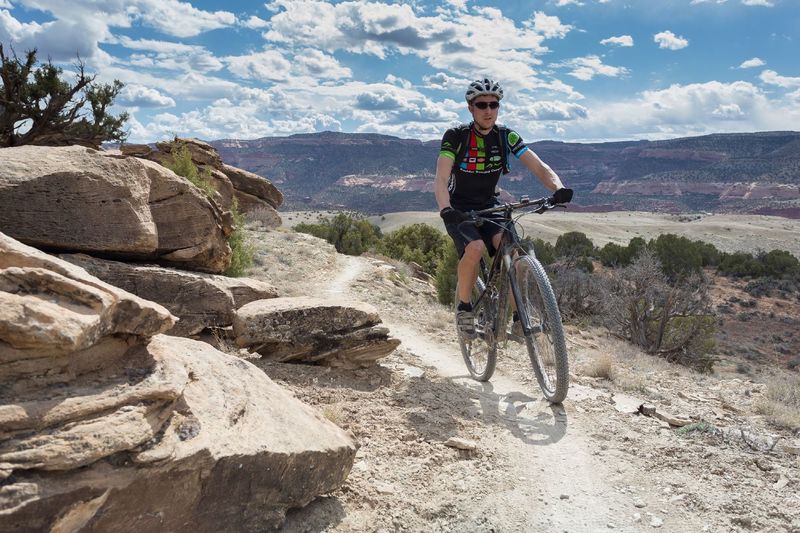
top-left (233, 297), bottom-right (401, 368)
top-left (0, 145), bottom-right (231, 273)
top-left (61, 254), bottom-right (279, 337)
top-left (1, 336), bottom-right (357, 533)
top-left (0, 234), bottom-right (356, 532)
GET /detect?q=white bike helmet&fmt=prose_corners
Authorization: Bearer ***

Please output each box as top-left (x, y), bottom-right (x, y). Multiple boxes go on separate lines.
top-left (465, 78), bottom-right (504, 103)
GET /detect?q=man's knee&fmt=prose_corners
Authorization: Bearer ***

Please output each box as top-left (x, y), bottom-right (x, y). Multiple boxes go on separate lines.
top-left (462, 240), bottom-right (485, 261)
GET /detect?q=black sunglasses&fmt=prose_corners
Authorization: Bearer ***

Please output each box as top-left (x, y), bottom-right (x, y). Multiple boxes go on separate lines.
top-left (473, 101), bottom-right (500, 110)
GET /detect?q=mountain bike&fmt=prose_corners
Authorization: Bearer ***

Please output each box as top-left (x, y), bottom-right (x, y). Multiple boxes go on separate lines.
top-left (454, 195), bottom-right (569, 404)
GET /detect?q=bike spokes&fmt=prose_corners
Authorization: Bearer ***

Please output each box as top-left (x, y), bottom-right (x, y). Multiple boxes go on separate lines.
top-left (515, 256), bottom-right (569, 403)
top-left (456, 278), bottom-right (497, 382)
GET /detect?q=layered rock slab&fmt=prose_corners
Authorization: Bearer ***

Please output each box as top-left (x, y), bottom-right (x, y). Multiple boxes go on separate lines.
top-left (1, 234), bottom-right (356, 531)
top-left (0, 145), bottom-right (231, 273)
top-left (61, 254), bottom-right (278, 336)
top-left (1, 336), bottom-right (357, 533)
top-left (0, 232), bottom-right (175, 373)
top-left (233, 297), bottom-right (401, 368)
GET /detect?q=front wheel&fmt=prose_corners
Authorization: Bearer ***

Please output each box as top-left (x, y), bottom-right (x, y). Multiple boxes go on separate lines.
top-left (514, 256), bottom-right (569, 403)
top-left (455, 277), bottom-right (497, 381)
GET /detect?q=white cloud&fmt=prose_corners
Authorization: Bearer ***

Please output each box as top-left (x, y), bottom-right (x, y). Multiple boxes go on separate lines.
top-left (225, 50), bottom-right (292, 81)
top-left (759, 70), bottom-right (800, 88)
top-left (423, 72), bottom-right (468, 92)
top-left (242, 15), bottom-right (269, 29)
top-left (600, 35), bottom-right (633, 47)
top-left (385, 74), bottom-right (412, 89)
top-left (556, 55), bottom-right (629, 81)
top-left (126, 0), bottom-right (236, 38)
top-left (654, 31), bottom-right (689, 50)
top-left (117, 84), bottom-right (176, 107)
top-left (262, 0), bottom-right (457, 59)
top-left (128, 80), bottom-right (459, 142)
top-left (529, 101), bottom-right (588, 121)
top-left (738, 57), bottom-right (765, 69)
top-left (562, 80), bottom-right (800, 141)
top-left (690, 0), bottom-right (728, 4)
top-left (293, 49), bottom-right (351, 79)
top-left (1, 0), bottom-right (236, 67)
top-left (0, 8), bottom-right (111, 63)
top-left (0, 1), bottom-right (14, 8)
top-left (711, 103), bottom-right (744, 119)
top-left (259, 1), bottom-right (573, 97)
top-left (117, 37), bottom-right (224, 72)
top-left (742, 0), bottom-right (773, 6)
top-left (530, 11), bottom-right (572, 39)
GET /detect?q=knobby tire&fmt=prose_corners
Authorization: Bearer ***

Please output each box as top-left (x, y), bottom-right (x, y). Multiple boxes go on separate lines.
top-left (456, 277), bottom-right (497, 381)
top-left (514, 256), bottom-right (569, 403)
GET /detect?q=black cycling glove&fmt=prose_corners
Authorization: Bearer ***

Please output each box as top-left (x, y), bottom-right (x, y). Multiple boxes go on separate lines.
top-left (553, 188), bottom-right (574, 204)
top-left (440, 207), bottom-right (468, 225)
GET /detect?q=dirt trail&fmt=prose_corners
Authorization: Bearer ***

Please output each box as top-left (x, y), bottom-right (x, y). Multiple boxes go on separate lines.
top-left (323, 252), bottom-right (687, 531)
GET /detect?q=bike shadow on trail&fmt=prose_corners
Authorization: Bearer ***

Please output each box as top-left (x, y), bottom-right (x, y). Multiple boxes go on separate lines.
top-left (449, 376), bottom-right (568, 446)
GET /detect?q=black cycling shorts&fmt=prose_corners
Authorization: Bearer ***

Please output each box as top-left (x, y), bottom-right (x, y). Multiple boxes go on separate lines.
top-left (445, 212), bottom-right (508, 258)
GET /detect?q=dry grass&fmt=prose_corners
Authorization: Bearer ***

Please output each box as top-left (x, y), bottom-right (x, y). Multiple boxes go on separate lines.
top-left (755, 374), bottom-right (800, 430)
top-left (424, 308), bottom-right (452, 334)
top-left (321, 403), bottom-right (345, 427)
top-left (581, 352), bottom-right (615, 380)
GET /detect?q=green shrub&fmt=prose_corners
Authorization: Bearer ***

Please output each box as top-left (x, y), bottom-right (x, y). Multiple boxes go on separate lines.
top-left (161, 142), bottom-right (252, 277)
top-left (555, 231), bottom-right (594, 259)
top-left (526, 238), bottom-right (556, 265)
top-left (599, 242), bottom-right (632, 267)
top-left (760, 249), bottom-right (800, 278)
top-left (648, 233), bottom-right (703, 281)
top-left (164, 143), bottom-right (216, 198)
top-left (295, 213), bottom-right (381, 256)
top-left (377, 223), bottom-right (448, 275)
top-left (677, 421), bottom-right (718, 435)
top-left (224, 200), bottom-right (254, 277)
top-left (435, 241), bottom-right (459, 306)
top-left (718, 251), bottom-right (765, 278)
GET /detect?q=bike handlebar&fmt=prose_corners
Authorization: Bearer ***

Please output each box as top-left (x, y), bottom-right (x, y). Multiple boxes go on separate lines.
top-left (470, 195), bottom-right (565, 218)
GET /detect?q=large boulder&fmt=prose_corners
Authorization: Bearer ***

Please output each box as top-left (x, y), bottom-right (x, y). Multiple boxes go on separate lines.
top-left (234, 190), bottom-right (282, 227)
top-left (60, 254), bottom-right (279, 336)
top-left (233, 297), bottom-right (400, 368)
top-left (0, 145), bottom-right (232, 273)
top-left (155, 138), bottom-right (223, 169)
top-left (222, 163), bottom-right (283, 209)
top-left (0, 335), bottom-right (357, 533)
top-left (125, 139), bottom-right (283, 225)
top-left (0, 233), bottom-right (357, 531)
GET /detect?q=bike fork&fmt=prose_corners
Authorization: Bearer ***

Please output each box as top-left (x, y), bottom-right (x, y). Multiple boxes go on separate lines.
top-left (505, 255), bottom-right (540, 336)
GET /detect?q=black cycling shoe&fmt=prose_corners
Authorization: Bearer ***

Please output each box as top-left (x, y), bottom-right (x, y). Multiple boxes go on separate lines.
top-left (456, 309), bottom-right (476, 340)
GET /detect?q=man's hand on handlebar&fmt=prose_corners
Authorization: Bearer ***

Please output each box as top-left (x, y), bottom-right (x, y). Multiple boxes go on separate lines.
top-left (440, 206), bottom-right (468, 225)
top-left (553, 188), bottom-right (574, 204)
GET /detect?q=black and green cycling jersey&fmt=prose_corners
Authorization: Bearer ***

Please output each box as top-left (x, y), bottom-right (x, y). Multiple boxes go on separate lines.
top-left (439, 123), bottom-right (528, 210)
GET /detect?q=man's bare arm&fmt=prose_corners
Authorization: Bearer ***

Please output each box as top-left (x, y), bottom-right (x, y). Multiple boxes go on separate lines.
top-left (435, 155), bottom-right (454, 210)
top-left (519, 150), bottom-right (564, 192)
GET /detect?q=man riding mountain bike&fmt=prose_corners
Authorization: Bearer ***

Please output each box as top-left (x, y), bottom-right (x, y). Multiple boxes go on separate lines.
top-left (434, 78), bottom-right (573, 337)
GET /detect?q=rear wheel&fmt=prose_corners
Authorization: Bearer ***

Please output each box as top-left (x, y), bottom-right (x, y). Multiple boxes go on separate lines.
top-left (514, 256), bottom-right (569, 403)
top-left (455, 276), bottom-right (497, 381)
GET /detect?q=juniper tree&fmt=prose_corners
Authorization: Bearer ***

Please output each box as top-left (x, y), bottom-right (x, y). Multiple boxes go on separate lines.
top-left (0, 44), bottom-right (128, 148)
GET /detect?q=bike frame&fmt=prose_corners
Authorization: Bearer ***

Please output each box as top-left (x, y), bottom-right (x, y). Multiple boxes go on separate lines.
top-left (463, 196), bottom-right (558, 341)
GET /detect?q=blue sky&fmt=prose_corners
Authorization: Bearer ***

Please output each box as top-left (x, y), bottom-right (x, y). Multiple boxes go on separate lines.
top-left (2, 0), bottom-right (798, 144)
